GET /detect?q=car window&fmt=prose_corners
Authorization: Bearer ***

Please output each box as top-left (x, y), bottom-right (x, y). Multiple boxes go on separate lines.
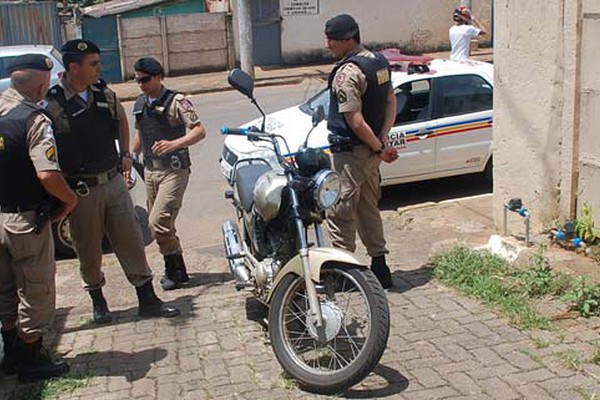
top-left (299, 88), bottom-right (330, 119)
top-left (0, 56), bottom-right (18, 79)
top-left (394, 79), bottom-right (431, 126)
top-left (437, 74), bottom-right (493, 117)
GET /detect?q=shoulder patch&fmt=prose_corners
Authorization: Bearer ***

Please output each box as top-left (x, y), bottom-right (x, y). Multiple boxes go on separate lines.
top-left (45, 145), bottom-right (57, 162)
top-left (336, 89), bottom-right (348, 105)
top-left (335, 72), bottom-right (346, 86)
top-left (0, 136), bottom-right (4, 151)
top-left (177, 98), bottom-right (194, 112)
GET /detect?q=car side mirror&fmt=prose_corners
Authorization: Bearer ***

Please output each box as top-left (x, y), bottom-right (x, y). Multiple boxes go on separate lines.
top-left (312, 105), bottom-right (325, 127)
top-left (227, 68), bottom-right (254, 99)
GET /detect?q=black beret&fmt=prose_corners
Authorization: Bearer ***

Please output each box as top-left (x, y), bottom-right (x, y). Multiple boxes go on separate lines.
top-left (325, 14), bottom-right (359, 40)
top-left (61, 39), bottom-right (100, 56)
top-left (134, 57), bottom-right (163, 75)
top-left (7, 53), bottom-right (54, 74)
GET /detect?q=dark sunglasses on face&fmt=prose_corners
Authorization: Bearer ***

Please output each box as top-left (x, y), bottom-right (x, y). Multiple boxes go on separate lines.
top-left (135, 75), bottom-right (153, 84)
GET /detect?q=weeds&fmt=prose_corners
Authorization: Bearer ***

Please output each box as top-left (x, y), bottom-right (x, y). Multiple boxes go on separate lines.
top-left (554, 350), bottom-right (584, 371)
top-left (576, 203), bottom-right (598, 244)
top-left (531, 337), bottom-right (552, 349)
top-left (561, 276), bottom-right (600, 318)
top-left (9, 374), bottom-right (92, 400)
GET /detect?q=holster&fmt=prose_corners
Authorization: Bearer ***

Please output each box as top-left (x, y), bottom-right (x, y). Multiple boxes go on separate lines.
top-left (328, 134), bottom-right (357, 153)
top-left (144, 149), bottom-right (191, 171)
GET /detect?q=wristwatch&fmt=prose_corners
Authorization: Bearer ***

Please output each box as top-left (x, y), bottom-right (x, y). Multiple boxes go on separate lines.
top-left (121, 152), bottom-right (132, 159)
top-left (374, 143), bottom-right (385, 155)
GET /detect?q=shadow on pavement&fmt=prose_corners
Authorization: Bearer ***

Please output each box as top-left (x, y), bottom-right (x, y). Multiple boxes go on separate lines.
top-left (183, 272), bottom-right (233, 288)
top-left (388, 265), bottom-right (434, 294)
top-left (343, 364), bottom-right (410, 398)
top-left (69, 348), bottom-right (168, 381)
top-left (380, 172), bottom-right (492, 211)
top-left (245, 297), bottom-right (269, 330)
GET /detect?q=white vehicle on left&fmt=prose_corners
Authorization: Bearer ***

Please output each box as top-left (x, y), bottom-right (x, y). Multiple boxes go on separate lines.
top-left (0, 45), bottom-right (64, 93)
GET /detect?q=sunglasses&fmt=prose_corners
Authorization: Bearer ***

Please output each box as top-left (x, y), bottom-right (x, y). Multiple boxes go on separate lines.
top-left (135, 75), bottom-right (153, 84)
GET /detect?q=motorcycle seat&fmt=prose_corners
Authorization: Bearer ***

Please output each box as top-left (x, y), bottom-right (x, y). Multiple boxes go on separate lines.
top-left (235, 163), bottom-right (272, 212)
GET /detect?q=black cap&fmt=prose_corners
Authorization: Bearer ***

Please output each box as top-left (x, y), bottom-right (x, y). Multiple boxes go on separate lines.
top-left (7, 53), bottom-right (54, 74)
top-left (325, 14), bottom-right (359, 40)
top-left (61, 39), bottom-right (101, 56)
top-left (134, 57), bottom-right (163, 75)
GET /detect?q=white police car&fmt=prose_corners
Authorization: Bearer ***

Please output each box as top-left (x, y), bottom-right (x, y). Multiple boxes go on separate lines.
top-left (221, 57), bottom-right (494, 187)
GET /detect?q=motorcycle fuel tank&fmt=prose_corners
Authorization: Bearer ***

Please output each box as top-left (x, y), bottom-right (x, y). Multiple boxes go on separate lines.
top-left (253, 170), bottom-right (287, 221)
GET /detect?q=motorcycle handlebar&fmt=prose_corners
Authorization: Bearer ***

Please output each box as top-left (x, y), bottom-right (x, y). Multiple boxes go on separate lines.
top-left (221, 126), bottom-right (251, 135)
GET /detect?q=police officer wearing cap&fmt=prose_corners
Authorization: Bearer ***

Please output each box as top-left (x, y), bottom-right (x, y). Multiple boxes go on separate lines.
top-left (44, 39), bottom-right (180, 323)
top-left (0, 54), bottom-right (78, 381)
top-left (131, 57), bottom-right (206, 290)
top-left (324, 14), bottom-right (398, 289)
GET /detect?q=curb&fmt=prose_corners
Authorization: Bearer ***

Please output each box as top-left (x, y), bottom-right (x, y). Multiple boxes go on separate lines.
top-left (115, 72), bottom-right (328, 102)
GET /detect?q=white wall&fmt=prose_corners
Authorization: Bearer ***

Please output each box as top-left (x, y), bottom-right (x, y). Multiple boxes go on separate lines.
top-left (279, 0), bottom-right (492, 62)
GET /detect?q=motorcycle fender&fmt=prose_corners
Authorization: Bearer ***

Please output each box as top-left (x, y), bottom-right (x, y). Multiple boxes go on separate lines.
top-left (266, 247), bottom-right (365, 303)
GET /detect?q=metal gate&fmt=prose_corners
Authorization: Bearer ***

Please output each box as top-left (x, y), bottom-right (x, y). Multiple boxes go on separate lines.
top-left (251, 0), bottom-right (281, 66)
top-left (82, 17), bottom-right (121, 82)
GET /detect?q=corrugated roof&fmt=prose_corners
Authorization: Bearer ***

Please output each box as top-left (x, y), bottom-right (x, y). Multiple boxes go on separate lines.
top-left (81, 0), bottom-right (168, 18)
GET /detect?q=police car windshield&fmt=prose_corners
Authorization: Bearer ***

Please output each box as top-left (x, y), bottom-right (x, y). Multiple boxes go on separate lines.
top-left (299, 88), bottom-right (330, 119)
top-left (0, 56), bottom-right (19, 79)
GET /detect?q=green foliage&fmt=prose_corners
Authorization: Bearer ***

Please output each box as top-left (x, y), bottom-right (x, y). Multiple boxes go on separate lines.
top-left (9, 374), bottom-right (91, 400)
top-left (576, 203), bottom-right (598, 244)
top-left (561, 276), bottom-right (600, 318)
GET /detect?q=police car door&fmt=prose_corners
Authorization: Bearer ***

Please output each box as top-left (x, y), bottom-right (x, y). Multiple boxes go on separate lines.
top-left (380, 79), bottom-right (436, 185)
top-left (432, 74), bottom-right (493, 174)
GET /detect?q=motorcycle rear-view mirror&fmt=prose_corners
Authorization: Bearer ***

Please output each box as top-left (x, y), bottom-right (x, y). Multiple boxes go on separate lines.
top-left (312, 105), bottom-right (325, 127)
top-left (227, 68), bottom-right (254, 99)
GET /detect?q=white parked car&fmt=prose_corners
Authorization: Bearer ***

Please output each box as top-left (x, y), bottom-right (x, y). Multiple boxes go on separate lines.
top-left (0, 45), bottom-right (64, 93)
top-left (221, 58), bottom-right (494, 187)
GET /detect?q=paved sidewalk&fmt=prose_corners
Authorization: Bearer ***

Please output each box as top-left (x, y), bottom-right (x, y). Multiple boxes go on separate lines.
top-left (2, 194), bottom-right (600, 399)
top-left (111, 49), bottom-right (493, 102)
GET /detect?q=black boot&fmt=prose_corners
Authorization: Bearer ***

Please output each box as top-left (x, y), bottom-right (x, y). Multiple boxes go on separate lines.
top-left (16, 337), bottom-right (69, 382)
top-left (175, 254), bottom-right (189, 283)
top-left (371, 255), bottom-right (393, 289)
top-left (89, 289), bottom-right (112, 324)
top-left (160, 254), bottom-right (181, 290)
top-left (136, 280), bottom-right (180, 318)
top-left (1, 328), bottom-right (17, 375)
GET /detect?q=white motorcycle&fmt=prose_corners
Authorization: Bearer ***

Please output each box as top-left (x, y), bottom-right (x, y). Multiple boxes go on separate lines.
top-left (221, 68), bottom-right (390, 394)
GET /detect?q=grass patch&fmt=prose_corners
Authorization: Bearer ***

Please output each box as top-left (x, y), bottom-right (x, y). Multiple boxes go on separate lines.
top-left (10, 374), bottom-right (92, 400)
top-left (531, 337), bottom-right (552, 349)
top-left (553, 350), bottom-right (584, 371)
top-left (431, 246), bottom-right (550, 329)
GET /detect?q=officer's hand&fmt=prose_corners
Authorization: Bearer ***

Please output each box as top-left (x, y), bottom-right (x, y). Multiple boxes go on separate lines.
top-left (122, 157), bottom-right (133, 185)
top-left (378, 146), bottom-right (399, 163)
top-left (52, 197), bottom-right (77, 223)
top-left (151, 140), bottom-right (178, 156)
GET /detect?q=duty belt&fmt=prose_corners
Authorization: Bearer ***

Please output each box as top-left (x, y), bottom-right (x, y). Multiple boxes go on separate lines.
top-left (144, 150), bottom-right (191, 171)
top-left (327, 133), bottom-right (361, 153)
top-left (0, 204), bottom-right (38, 213)
top-left (67, 167), bottom-right (119, 197)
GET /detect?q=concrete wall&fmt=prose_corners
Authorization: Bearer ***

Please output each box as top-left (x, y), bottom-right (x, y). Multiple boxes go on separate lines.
top-left (494, 0), bottom-right (600, 235)
top-left (280, 0), bottom-right (492, 63)
top-left (576, 3), bottom-right (600, 225)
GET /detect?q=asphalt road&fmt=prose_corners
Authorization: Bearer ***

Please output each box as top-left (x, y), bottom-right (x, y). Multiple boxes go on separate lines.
top-left (122, 79), bottom-right (328, 255)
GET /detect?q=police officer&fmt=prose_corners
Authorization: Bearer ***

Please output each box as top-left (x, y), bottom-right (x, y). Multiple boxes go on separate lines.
top-left (131, 58), bottom-right (206, 290)
top-left (324, 14), bottom-right (399, 289)
top-left (45, 40), bottom-right (180, 323)
top-left (0, 54), bottom-right (78, 381)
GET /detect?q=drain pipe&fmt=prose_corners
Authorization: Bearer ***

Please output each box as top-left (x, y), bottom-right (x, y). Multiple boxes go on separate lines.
top-left (503, 198), bottom-right (531, 246)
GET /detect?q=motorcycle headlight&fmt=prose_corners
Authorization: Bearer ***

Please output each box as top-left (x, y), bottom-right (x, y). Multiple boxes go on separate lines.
top-left (313, 170), bottom-right (341, 210)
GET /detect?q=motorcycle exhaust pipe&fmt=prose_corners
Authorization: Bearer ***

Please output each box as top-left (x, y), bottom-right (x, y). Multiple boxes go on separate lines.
top-left (222, 220), bottom-right (251, 288)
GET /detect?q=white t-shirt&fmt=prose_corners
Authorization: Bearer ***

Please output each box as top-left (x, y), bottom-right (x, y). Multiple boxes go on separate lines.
top-left (449, 24), bottom-right (481, 61)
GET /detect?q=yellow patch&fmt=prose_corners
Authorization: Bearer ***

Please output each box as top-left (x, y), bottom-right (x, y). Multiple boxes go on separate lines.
top-left (0, 136), bottom-right (4, 151)
top-left (336, 89), bottom-right (348, 105)
top-left (376, 68), bottom-right (390, 85)
top-left (45, 146), bottom-right (56, 162)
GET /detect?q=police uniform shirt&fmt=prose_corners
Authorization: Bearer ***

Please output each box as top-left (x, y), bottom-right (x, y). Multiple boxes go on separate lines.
top-left (0, 88), bottom-right (60, 173)
top-left (331, 45), bottom-right (377, 114)
top-left (134, 87), bottom-right (201, 131)
top-left (45, 75), bottom-right (127, 132)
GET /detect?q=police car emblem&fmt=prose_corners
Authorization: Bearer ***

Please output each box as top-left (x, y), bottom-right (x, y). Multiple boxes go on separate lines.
top-left (45, 57), bottom-right (53, 69)
top-left (77, 42), bottom-right (88, 51)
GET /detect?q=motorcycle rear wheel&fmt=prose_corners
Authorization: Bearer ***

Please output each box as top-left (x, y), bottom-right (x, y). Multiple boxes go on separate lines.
top-left (268, 264), bottom-right (390, 394)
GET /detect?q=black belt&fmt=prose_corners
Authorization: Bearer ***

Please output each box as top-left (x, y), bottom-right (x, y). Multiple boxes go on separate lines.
top-left (0, 204), bottom-right (38, 213)
top-left (67, 167), bottom-right (119, 188)
top-left (144, 150), bottom-right (191, 171)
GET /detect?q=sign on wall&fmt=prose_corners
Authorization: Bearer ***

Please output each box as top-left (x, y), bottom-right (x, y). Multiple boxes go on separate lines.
top-left (281, 0), bottom-right (318, 16)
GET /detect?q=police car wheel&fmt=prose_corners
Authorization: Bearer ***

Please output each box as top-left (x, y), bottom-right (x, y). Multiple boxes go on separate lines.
top-left (52, 217), bottom-right (76, 258)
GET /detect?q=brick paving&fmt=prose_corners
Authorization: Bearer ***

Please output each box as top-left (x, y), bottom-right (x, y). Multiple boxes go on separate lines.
top-left (1, 195), bottom-right (600, 399)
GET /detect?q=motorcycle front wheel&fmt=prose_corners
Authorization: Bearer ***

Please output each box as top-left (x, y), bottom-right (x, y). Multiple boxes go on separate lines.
top-left (268, 264), bottom-right (390, 395)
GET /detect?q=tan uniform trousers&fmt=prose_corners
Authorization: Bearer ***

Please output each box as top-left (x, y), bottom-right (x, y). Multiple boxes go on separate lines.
top-left (327, 144), bottom-right (388, 257)
top-left (68, 174), bottom-right (153, 291)
top-left (0, 211), bottom-right (55, 341)
top-left (145, 168), bottom-right (190, 256)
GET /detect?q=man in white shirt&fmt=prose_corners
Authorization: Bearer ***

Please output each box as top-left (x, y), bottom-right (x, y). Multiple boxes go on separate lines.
top-left (449, 6), bottom-right (487, 61)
